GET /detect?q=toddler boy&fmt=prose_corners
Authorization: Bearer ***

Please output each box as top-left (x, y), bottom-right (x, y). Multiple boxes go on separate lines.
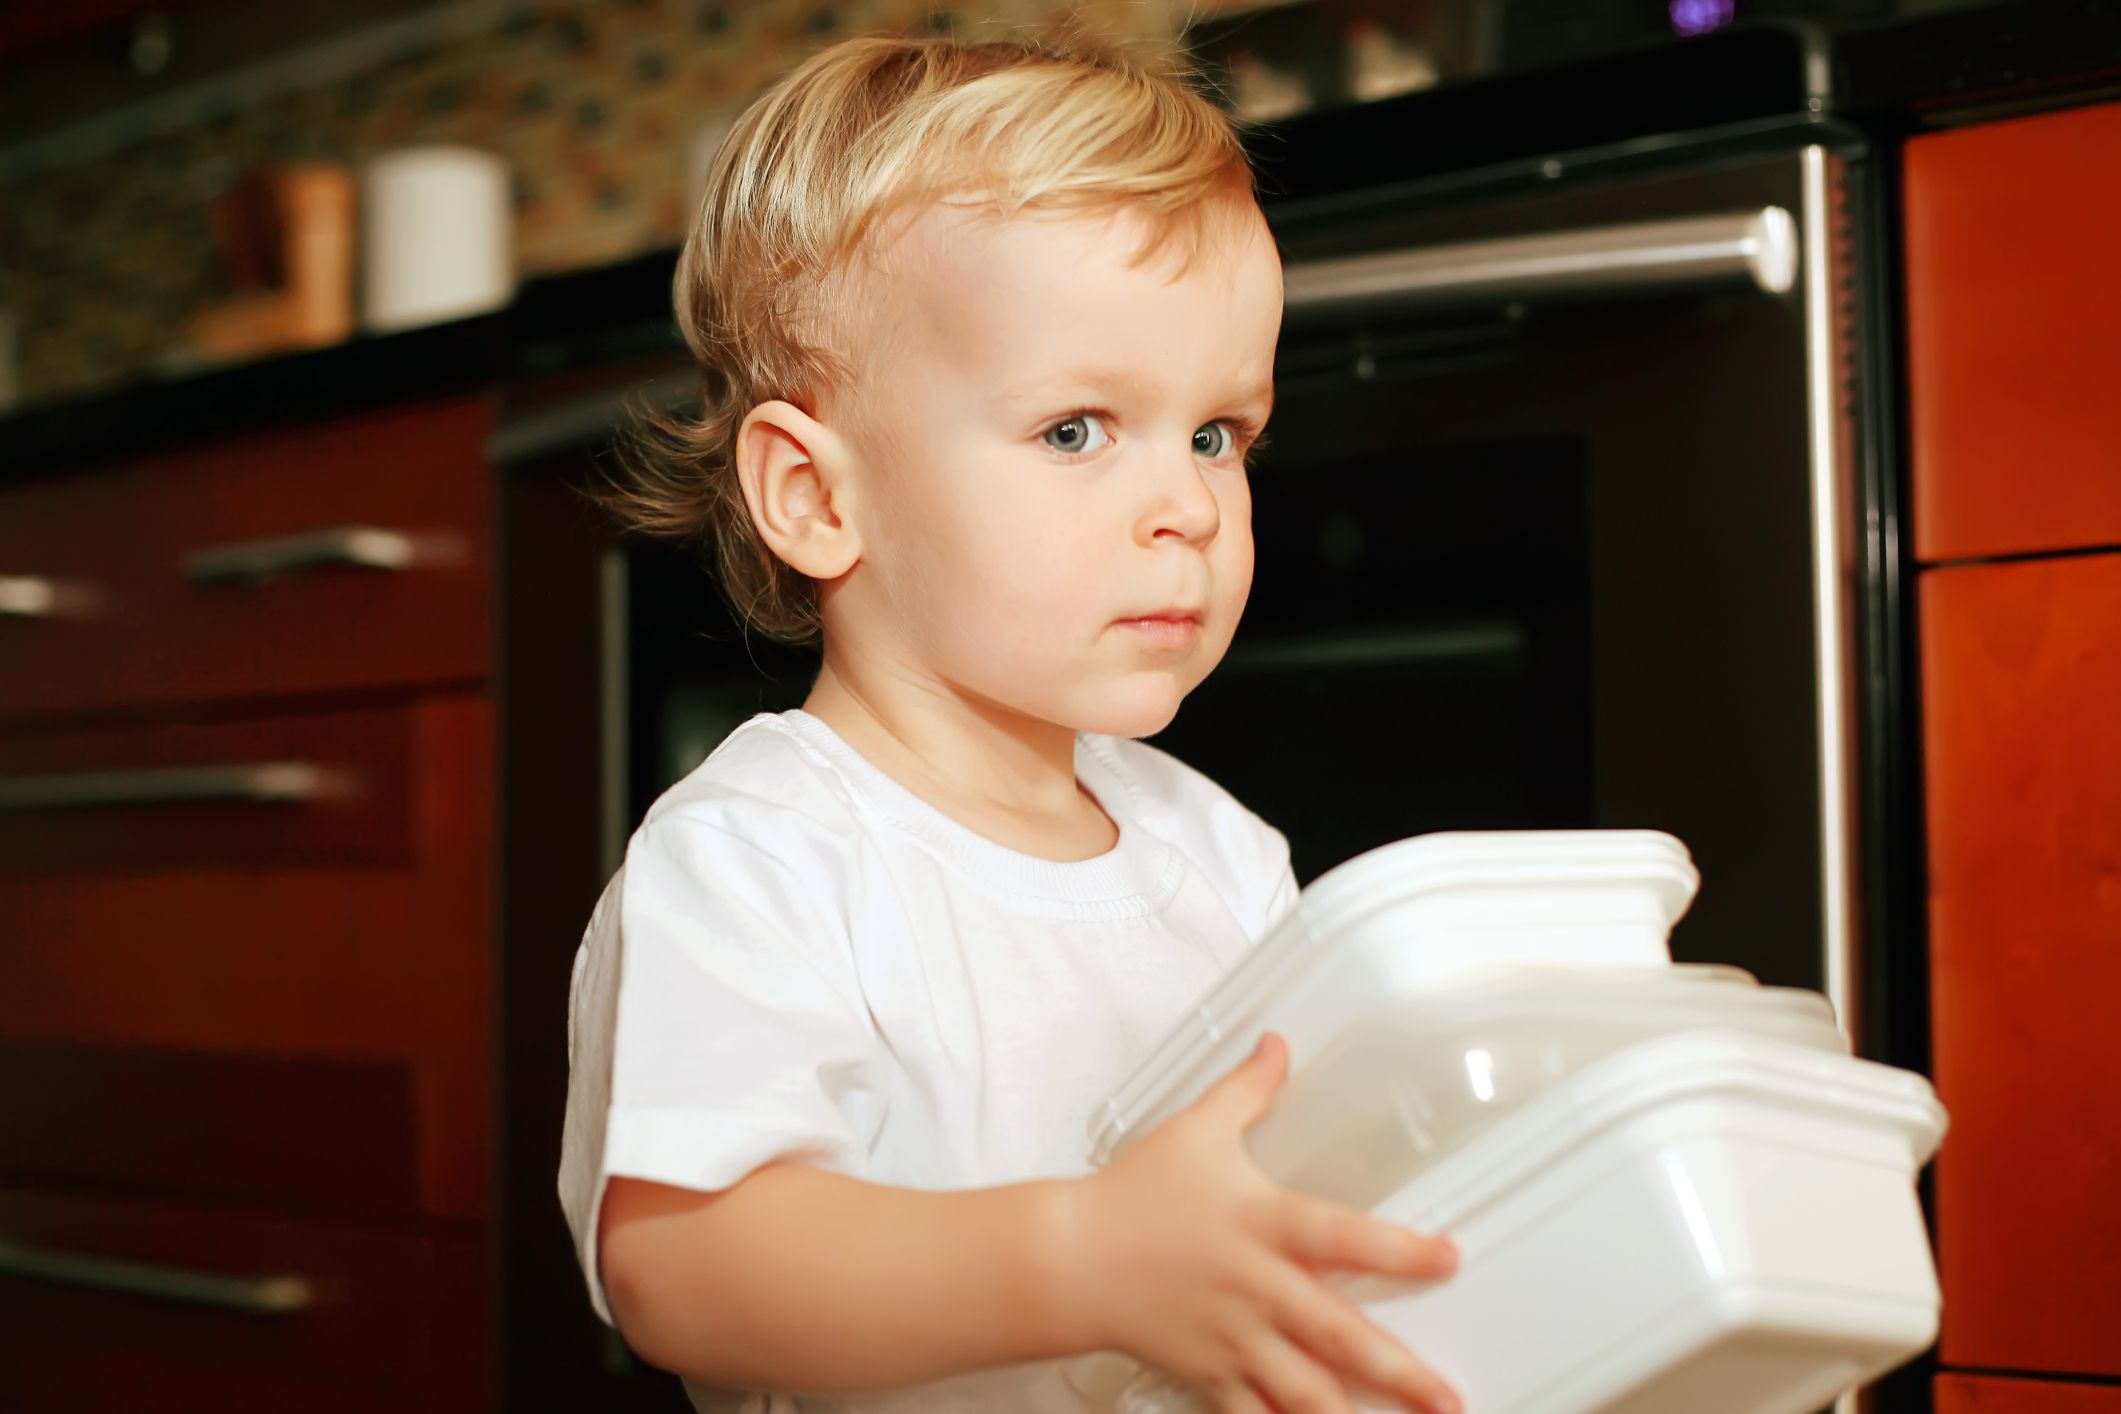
top-left (559, 27), bottom-right (1461, 1414)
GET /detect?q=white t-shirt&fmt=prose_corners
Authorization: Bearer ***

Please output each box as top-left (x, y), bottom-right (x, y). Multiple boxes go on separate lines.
top-left (558, 708), bottom-right (1298, 1413)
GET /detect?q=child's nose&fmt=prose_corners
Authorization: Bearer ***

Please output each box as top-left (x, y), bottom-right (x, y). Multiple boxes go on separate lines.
top-left (1137, 453), bottom-right (1222, 547)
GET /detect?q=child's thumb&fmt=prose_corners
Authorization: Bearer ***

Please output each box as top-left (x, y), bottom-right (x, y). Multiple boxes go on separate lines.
top-left (1201, 1032), bottom-right (1289, 1132)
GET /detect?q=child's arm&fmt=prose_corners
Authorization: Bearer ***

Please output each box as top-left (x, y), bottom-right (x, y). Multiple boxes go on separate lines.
top-left (599, 1034), bottom-right (1462, 1413)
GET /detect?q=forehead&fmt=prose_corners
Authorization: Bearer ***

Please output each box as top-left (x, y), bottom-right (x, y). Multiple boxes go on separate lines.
top-left (854, 198), bottom-right (1283, 395)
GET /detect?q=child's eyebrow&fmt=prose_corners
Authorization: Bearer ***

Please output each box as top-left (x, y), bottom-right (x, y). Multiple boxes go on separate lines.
top-left (996, 369), bottom-right (1276, 415)
top-left (996, 368), bottom-right (1158, 405)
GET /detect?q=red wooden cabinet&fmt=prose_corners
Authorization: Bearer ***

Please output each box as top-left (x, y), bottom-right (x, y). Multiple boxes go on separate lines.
top-left (1905, 101), bottom-right (2121, 564)
top-left (1909, 94), bottom-right (2121, 1403)
top-left (0, 401), bottom-right (497, 1408)
top-left (1921, 555), bottom-right (2121, 1379)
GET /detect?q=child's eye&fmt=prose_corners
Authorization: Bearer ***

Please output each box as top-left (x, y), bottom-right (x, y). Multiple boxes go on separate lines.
top-left (1192, 421), bottom-right (1240, 459)
top-left (1041, 413), bottom-right (1112, 457)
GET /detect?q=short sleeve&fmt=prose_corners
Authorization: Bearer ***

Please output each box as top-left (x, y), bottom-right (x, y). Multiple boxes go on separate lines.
top-left (556, 806), bottom-right (888, 1324)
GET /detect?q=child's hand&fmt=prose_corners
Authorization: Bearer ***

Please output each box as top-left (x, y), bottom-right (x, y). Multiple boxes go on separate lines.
top-left (1065, 1033), bottom-right (1462, 1414)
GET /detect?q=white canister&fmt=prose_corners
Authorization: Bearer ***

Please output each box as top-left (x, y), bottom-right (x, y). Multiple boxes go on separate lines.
top-left (361, 145), bottom-right (513, 334)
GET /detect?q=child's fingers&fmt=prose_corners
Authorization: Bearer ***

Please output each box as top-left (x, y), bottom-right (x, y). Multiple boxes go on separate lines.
top-left (1354, 1349), bottom-right (1465, 1414)
top-left (1203, 1377), bottom-right (1273, 1414)
top-left (1242, 1327), bottom-right (1359, 1414)
top-left (1275, 1193), bottom-right (1459, 1280)
top-left (1270, 1267), bottom-right (1418, 1397)
top-left (1271, 1271), bottom-right (1462, 1414)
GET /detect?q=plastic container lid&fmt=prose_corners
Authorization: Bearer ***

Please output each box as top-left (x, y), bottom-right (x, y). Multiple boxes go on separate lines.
top-left (1295, 831), bottom-right (1701, 956)
top-left (1090, 830), bottom-right (1704, 1165)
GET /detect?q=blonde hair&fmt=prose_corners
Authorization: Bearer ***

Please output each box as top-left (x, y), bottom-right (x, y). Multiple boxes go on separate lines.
top-left (602, 24), bottom-right (1260, 644)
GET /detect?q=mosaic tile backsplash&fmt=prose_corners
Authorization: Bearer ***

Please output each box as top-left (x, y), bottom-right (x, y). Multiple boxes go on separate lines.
top-left (0, 0), bottom-right (1190, 409)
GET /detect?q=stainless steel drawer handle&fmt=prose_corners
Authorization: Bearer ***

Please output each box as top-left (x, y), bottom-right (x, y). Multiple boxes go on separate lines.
top-left (0, 761), bottom-right (330, 812)
top-left (0, 575), bottom-right (93, 618)
top-left (0, 576), bottom-right (58, 617)
top-left (0, 1238), bottom-right (317, 1314)
top-left (185, 525), bottom-right (417, 584)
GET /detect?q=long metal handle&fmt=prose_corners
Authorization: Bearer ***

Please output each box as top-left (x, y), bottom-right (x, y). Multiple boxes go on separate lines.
top-left (1283, 207), bottom-right (1798, 318)
top-left (185, 525), bottom-right (416, 584)
top-left (0, 576), bottom-right (60, 617)
top-left (0, 1238), bottom-right (317, 1314)
top-left (0, 761), bottom-right (328, 811)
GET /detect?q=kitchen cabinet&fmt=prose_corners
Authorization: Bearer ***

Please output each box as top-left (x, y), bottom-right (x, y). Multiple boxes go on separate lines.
top-left (0, 396), bottom-right (497, 1409)
top-left (1907, 93), bottom-right (2121, 1396)
top-left (1921, 554), bottom-right (2121, 1379)
top-left (1904, 100), bottom-right (2121, 564)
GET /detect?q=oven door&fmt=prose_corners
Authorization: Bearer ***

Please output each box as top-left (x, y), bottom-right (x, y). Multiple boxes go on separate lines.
top-left (1153, 144), bottom-right (1861, 998)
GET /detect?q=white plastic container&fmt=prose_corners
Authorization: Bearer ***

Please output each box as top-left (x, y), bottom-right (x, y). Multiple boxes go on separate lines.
top-left (1085, 831), bottom-right (1947, 1414)
top-left (1091, 830), bottom-right (1705, 1163)
top-left (1112, 1034), bottom-right (1947, 1414)
top-left (1227, 965), bottom-right (1846, 1211)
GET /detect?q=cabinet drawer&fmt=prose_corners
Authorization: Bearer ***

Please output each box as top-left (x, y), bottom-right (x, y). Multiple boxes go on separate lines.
top-left (0, 1187), bottom-right (490, 1411)
top-left (0, 705), bottom-right (415, 876)
top-left (0, 1039), bottom-right (422, 1215)
top-left (0, 693), bottom-right (495, 1220)
top-left (0, 395), bottom-right (491, 720)
top-left (1905, 101), bottom-right (2121, 562)
top-left (1921, 554), bottom-right (2121, 1377)
top-left (1939, 1374), bottom-right (2121, 1413)
top-left (0, 891), bottom-right (488, 1218)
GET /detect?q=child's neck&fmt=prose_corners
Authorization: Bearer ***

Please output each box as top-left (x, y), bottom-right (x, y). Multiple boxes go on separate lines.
top-left (802, 659), bottom-right (1120, 862)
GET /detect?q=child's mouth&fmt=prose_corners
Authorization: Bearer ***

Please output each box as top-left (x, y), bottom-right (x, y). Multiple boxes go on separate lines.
top-left (1114, 612), bottom-right (1202, 649)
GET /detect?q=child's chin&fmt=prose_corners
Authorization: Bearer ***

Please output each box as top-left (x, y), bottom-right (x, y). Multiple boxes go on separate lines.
top-left (1067, 683), bottom-right (1189, 741)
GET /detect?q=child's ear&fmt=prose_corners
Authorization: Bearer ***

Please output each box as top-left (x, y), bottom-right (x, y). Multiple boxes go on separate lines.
top-left (732, 400), bottom-right (863, 581)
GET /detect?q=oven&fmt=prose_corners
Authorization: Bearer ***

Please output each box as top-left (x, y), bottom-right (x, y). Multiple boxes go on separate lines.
top-left (1164, 137), bottom-right (1876, 1009)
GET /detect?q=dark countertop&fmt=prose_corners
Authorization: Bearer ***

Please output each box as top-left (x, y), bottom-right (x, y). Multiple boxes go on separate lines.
top-left (0, 247), bottom-right (686, 480)
top-left (3, 0), bottom-right (2114, 480)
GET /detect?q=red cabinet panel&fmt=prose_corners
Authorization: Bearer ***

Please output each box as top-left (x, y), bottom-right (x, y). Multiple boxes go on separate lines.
top-left (1905, 101), bottom-right (2121, 563)
top-left (1921, 554), bottom-right (2121, 1377)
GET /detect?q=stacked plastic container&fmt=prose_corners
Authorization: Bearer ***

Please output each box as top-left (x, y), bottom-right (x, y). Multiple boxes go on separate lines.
top-left (1085, 831), bottom-right (1947, 1414)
